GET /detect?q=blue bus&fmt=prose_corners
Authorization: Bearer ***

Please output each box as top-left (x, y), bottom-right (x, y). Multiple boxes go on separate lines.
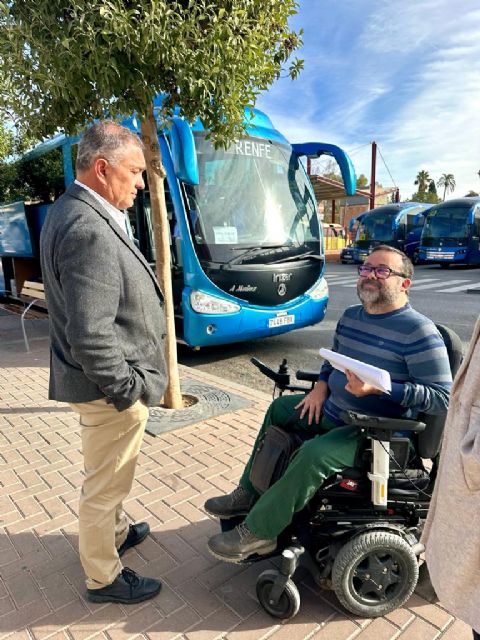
top-left (418, 197), bottom-right (480, 267)
top-left (1, 104), bottom-right (356, 347)
top-left (347, 202), bottom-right (431, 264)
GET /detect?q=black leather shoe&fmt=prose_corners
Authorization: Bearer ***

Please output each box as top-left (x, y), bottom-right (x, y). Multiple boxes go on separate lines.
top-left (117, 522), bottom-right (150, 557)
top-left (87, 567), bottom-right (161, 604)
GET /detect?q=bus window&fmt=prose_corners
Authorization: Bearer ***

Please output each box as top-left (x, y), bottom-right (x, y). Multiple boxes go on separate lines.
top-left (474, 207), bottom-right (480, 238)
top-left (130, 177), bottom-right (177, 264)
top-left (184, 133), bottom-right (320, 264)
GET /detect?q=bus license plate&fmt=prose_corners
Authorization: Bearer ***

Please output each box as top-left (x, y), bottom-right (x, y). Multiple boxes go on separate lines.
top-left (268, 314), bottom-right (295, 328)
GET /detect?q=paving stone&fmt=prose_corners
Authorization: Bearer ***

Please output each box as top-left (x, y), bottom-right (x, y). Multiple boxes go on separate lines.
top-left (354, 618), bottom-right (397, 639)
top-left (396, 617), bottom-right (440, 638)
top-left (144, 604), bottom-right (201, 639)
top-left (184, 606), bottom-right (242, 640)
top-left (310, 616), bottom-right (361, 639)
top-left (440, 619), bottom-right (475, 639)
top-left (406, 594), bottom-right (453, 630)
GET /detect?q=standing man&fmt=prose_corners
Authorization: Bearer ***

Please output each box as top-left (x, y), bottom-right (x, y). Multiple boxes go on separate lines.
top-left (40, 121), bottom-right (167, 604)
top-left (205, 245), bottom-right (452, 562)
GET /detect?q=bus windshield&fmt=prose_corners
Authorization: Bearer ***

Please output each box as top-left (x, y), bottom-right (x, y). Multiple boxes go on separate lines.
top-left (185, 133), bottom-right (320, 263)
top-left (422, 205), bottom-right (470, 243)
top-left (355, 209), bottom-right (398, 243)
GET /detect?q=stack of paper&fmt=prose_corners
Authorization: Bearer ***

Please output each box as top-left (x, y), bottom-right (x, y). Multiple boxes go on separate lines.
top-left (319, 348), bottom-right (391, 393)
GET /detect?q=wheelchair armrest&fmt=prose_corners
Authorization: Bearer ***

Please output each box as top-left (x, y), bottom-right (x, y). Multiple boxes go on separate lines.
top-left (341, 411), bottom-right (426, 434)
top-left (295, 369), bottom-right (320, 383)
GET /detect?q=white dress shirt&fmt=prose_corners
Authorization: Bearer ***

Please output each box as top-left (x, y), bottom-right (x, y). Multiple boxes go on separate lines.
top-left (74, 179), bottom-right (130, 236)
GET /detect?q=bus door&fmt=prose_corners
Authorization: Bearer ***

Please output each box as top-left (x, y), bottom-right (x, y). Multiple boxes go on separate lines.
top-left (468, 205), bottom-right (480, 263)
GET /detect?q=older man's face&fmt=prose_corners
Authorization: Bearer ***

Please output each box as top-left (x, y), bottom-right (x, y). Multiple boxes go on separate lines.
top-left (103, 143), bottom-right (146, 209)
top-left (357, 249), bottom-right (409, 308)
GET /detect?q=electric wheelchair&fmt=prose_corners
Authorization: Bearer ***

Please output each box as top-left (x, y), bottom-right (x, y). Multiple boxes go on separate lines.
top-left (219, 324), bottom-right (462, 620)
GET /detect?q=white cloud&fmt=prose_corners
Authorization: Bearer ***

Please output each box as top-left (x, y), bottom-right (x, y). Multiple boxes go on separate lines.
top-left (258, 0), bottom-right (480, 200)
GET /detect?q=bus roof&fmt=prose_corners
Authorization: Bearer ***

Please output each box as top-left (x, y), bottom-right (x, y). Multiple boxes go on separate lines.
top-left (24, 104), bottom-right (289, 162)
top-left (357, 202), bottom-right (431, 219)
top-left (427, 197), bottom-right (480, 210)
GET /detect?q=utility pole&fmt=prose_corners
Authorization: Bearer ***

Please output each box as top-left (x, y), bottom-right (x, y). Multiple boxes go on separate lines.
top-left (369, 141), bottom-right (377, 209)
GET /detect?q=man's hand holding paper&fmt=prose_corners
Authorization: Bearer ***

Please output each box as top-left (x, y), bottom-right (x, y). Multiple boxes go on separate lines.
top-left (319, 347), bottom-right (392, 394)
top-left (344, 369), bottom-right (384, 397)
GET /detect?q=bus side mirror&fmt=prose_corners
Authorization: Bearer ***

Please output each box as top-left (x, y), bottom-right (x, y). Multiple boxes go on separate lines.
top-left (348, 217), bottom-right (358, 232)
top-left (291, 142), bottom-right (356, 196)
top-left (169, 117), bottom-right (199, 185)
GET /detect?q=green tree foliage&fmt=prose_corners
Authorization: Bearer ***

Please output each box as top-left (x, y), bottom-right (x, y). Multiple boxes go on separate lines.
top-left (410, 190), bottom-right (441, 204)
top-left (410, 172), bottom-right (440, 203)
top-left (0, 0), bottom-right (302, 407)
top-left (465, 190), bottom-right (479, 197)
top-left (437, 173), bottom-right (456, 201)
top-left (0, 123), bottom-right (17, 202)
top-left (414, 170), bottom-right (430, 194)
top-left (0, 0), bottom-right (302, 145)
top-left (356, 173), bottom-right (369, 189)
top-left (0, 123), bottom-right (65, 203)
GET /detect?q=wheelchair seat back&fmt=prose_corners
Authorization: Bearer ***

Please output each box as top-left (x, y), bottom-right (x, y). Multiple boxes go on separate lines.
top-left (416, 323), bottom-right (463, 460)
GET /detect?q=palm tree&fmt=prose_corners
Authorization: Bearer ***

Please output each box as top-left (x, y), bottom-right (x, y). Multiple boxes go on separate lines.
top-left (414, 170), bottom-right (430, 193)
top-left (437, 173), bottom-right (456, 201)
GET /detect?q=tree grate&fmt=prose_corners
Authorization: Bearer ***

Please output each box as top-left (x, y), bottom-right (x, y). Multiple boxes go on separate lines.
top-left (145, 378), bottom-right (252, 436)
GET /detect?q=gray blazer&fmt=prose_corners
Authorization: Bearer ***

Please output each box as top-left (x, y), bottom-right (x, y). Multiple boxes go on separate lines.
top-left (40, 183), bottom-right (168, 411)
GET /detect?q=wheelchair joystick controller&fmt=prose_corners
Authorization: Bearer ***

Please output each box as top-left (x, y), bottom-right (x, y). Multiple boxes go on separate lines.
top-left (278, 359), bottom-right (289, 376)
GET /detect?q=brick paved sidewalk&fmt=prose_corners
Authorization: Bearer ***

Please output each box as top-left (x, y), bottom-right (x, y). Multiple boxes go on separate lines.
top-left (0, 311), bottom-right (472, 640)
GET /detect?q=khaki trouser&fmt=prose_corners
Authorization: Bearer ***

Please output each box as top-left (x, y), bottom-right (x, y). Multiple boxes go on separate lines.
top-left (69, 398), bottom-right (149, 589)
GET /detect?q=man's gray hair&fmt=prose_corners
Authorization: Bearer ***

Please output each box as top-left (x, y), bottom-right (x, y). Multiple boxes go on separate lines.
top-left (76, 121), bottom-right (144, 171)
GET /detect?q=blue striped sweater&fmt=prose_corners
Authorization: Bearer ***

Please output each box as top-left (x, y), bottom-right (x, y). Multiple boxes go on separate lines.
top-left (319, 304), bottom-right (452, 425)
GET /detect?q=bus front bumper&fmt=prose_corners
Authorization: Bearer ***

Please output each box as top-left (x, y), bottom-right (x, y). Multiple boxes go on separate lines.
top-left (182, 292), bottom-right (328, 348)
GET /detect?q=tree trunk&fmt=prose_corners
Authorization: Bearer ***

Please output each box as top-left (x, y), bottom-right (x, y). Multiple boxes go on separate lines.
top-left (140, 105), bottom-right (183, 409)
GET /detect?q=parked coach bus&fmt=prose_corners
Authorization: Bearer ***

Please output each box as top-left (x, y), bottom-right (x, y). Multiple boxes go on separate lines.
top-left (347, 202), bottom-right (431, 264)
top-left (418, 197), bottom-right (480, 267)
top-left (0, 101), bottom-right (356, 347)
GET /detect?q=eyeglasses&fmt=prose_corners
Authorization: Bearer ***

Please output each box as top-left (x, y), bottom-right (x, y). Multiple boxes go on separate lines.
top-left (358, 265), bottom-right (407, 279)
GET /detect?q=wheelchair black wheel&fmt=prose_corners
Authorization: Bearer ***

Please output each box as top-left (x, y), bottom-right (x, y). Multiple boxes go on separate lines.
top-left (332, 530), bottom-right (419, 618)
top-left (256, 570), bottom-right (300, 620)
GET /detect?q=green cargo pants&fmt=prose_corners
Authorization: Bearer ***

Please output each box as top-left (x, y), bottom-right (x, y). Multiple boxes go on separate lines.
top-left (239, 394), bottom-right (362, 540)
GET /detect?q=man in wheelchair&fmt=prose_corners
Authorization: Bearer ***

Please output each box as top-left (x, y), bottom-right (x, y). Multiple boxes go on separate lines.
top-left (205, 245), bottom-right (453, 564)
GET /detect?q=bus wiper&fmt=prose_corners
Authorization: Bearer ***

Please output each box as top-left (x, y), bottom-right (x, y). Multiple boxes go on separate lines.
top-left (270, 251), bottom-right (323, 264)
top-left (221, 244), bottom-right (293, 268)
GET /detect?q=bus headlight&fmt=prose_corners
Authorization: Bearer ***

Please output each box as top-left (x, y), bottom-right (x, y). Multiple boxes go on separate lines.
top-left (308, 277), bottom-right (329, 300)
top-left (190, 290), bottom-right (241, 314)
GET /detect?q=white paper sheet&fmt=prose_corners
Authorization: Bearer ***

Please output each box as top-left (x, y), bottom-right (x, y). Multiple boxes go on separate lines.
top-left (319, 348), bottom-right (392, 393)
top-left (213, 226), bottom-right (238, 244)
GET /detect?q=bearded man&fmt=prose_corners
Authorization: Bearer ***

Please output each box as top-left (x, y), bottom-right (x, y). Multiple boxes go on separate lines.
top-left (204, 245), bottom-right (452, 563)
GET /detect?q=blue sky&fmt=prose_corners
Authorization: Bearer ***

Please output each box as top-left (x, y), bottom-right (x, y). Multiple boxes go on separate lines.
top-left (256, 0), bottom-right (480, 201)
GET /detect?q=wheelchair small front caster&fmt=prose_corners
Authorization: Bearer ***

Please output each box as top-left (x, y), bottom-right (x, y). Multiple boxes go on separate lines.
top-left (256, 569), bottom-right (300, 619)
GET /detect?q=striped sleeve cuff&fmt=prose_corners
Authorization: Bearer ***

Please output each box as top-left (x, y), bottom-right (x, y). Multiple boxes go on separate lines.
top-left (387, 382), bottom-right (405, 404)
